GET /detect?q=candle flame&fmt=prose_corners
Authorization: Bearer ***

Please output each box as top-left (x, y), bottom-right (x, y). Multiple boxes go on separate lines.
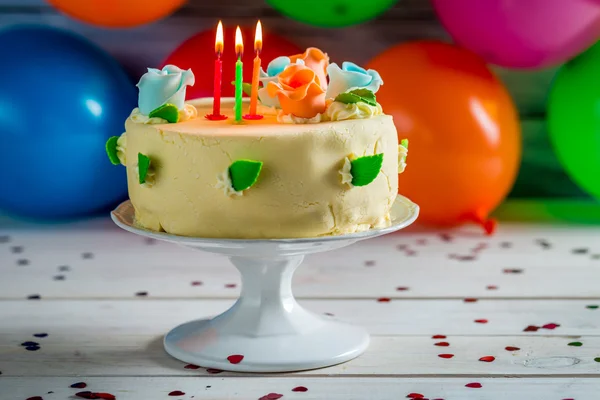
top-left (235, 26), bottom-right (243, 58)
top-left (215, 21), bottom-right (224, 55)
top-left (254, 20), bottom-right (262, 53)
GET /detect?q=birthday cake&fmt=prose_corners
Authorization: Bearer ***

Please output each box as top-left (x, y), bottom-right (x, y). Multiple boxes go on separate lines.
top-left (106, 47), bottom-right (408, 239)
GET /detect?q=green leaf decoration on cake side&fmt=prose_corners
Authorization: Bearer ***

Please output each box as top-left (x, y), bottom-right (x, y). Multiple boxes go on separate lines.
top-left (230, 81), bottom-right (254, 97)
top-left (149, 103), bottom-right (179, 123)
top-left (335, 89), bottom-right (377, 107)
top-left (401, 138), bottom-right (409, 149)
top-left (106, 136), bottom-right (121, 165)
top-left (351, 153), bottom-right (384, 186)
top-left (229, 160), bottom-right (263, 192)
top-left (138, 153), bottom-right (151, 185)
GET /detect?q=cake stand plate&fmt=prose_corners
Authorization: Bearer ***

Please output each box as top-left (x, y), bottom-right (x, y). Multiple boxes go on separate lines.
top-left (111, 196), bottom-right (419, 372)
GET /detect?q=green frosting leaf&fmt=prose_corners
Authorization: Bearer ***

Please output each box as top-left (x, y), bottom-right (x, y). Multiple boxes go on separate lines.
top-left (351, 153), bottom-right (384, 187)
top-left (229, 160), bottom-right (263, 192)
top-left (230, 81), bottom-right (254, 97)
top-left (149, 103), bottom-right (179, 123)
top-left (401, 138), bottom-right (409, 149)
top-left (106, 136), bottom-right (120, 165)
top-left (138, 153), bottom-right (151, 185)
top-left (335, 88), bottom-right (377, 107)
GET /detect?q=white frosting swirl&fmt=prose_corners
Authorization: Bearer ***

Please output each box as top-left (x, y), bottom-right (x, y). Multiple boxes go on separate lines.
top-left (398, 142), bottom-right (408, 173)
top-left (129, 103), bottom-right (197, 124)
top-left (277, 110), bottom-right (323, 124)
top-left (116, 133), bottom-right (127, 165)
top-left (339, 156), bottom-right (354, 188)
top-left (215, 170), bottom-right (243, 197)
top-left (325, 101), bottom-right (382, 121)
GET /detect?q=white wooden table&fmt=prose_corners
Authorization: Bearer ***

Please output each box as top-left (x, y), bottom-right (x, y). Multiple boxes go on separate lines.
top-left (1, 200), bottom-right (600, 400)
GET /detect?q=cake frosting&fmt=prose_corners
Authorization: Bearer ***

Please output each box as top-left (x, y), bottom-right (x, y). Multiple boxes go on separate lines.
top-left (107, 48), bottom-right (409, 239)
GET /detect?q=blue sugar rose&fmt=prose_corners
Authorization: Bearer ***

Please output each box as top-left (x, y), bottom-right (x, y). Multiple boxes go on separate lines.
top-left (258, 56), bottom-right (305, 108)
top-left (137, 65), bottom-right (195, 116)
top-left (326, 61), bottom-right (383, 99)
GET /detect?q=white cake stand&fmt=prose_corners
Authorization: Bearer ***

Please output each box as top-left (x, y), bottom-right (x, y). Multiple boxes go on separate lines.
top-left (111, 196), bottom-right (419, 373)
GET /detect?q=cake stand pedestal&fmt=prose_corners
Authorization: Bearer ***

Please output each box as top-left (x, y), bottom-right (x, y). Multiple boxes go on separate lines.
top-left (111, 196), bottom-right (419, 372)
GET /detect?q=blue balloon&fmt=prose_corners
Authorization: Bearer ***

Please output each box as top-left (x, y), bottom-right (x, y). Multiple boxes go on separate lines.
top-left (0, 25), bottom-right (136, 219)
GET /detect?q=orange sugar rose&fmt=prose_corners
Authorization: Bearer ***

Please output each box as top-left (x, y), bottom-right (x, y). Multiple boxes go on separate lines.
top-left (267, 64), bottom-right (326, 118)
top-left (289, 47), bottom-right (329, 90)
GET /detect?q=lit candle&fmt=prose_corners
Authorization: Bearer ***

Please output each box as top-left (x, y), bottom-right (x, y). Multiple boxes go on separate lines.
top-left (206, 21), bottom-right (227, 121)
top-left (244, 21), bottom-right (263, 120)
top-left (234, 26), bottom-right (244, 122)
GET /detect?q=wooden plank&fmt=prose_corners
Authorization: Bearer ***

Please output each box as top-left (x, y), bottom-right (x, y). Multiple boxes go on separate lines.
top-left (3, 377), bottom-right (599, 400)
top-left (2, 217), bottom-right (600, 299)
top-left (1, 299), bottom-right (600, 377)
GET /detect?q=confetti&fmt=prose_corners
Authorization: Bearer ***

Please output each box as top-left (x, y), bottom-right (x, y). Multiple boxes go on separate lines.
top-left (144, 238), bottom-right (157, 245)
top-left (439, 233), bottom-right (452, 242)
top-left (225, 283), bottom-right (237, 288)
top-left (396, 244), bottom-right (409, 250)
top-left (438, 354), bottom-right (454, 359)
top-left (25, 345), bottom-right (40, 351)
top-left (505, 346), bottom-right (520, 351)
top-left (416, 238), bottom-right (427, 245)
top-left (258, 393), bottom-right (283, 400)
top-left (396, 286), bottom-right (410, 291)
top-left (542, 323), bottom-right (560, 330)
top-left (70, 382), bottom-right (88, 388)
top-left (474, 319), bottom-right (488, 324)
top-left (0, 235), bottom-right (9, 243)
top-left (586, 305), bottom-right (599, 309)
top-left (364, 260), bottom-right (376, 266)
top-left (499, 242), bottom-right (512, 248)
top-left (479, 356), bottom-right (495, 362)
top-left (191, 281), bottom-right (203, 286)
top-left (594, 357), bottom-right (600, 362)
top-left (53, 275), bottom-right (66, 281)
top-left (434, 342), bottom-right (450, 347)
top-left (568, 342), bottom-right (583, 347)
top-left (323, 312), bottom-right (335, 316)
top-left (535, 239), bottom-right (552, 249)
top-left (58, 265), bottom-right (70, 272)
top-left (523, 325), bottom-right (539, 332)
top-left (465, 383), bottom-right (482, 389)
top-left (406, 394), bottom-right (424, 399)
top-left (206, 368), bottom-right (223, 374)
top-left (463, 298), bottom-right (478, 303)
top-left (21, 341), bottom-right (39, 346)
top-left (81, 252), bottom-right (94, 259)
top-left (169, 391), bottom-right (186, 396)
top-left (11, 245), bottom-right (23, 253)
top-left (184, 364), bottom-right (200, 369)
top-left (432, 335), bottom-right (446, 339)
top-left (17, 258), bottom-right (30, 266)
top-left (572, 248), bottom-right (589, 254)
top-left (486, 285), bottom-right (498, 290)
top-left (135, 291), bottom-right (148, 297)
top-left (26, 397), bottom-right (43, 400)
top-left (75, 392), bottom-right (116, 400)
top-left (503, 268), bottom-right (523, 274)
top-left (33, 333), bottom-right (48, 338)
top-left (292, 386), bottom-right (308, 392)
top-left (227, 354), bottom-right (244, 364)
top-left (377, 297), bottom-right (391, 302)
top-left (27, 294), bottom-right (41, 300)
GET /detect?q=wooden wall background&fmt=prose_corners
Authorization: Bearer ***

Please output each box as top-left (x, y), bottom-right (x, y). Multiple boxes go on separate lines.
top-left (0, 0), bottom-right (590, 198)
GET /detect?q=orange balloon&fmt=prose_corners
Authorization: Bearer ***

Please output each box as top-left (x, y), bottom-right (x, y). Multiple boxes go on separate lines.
top-left (366, 41), bottom-right (521, 231)
top-left (49, 0), bottom-right (186, 28)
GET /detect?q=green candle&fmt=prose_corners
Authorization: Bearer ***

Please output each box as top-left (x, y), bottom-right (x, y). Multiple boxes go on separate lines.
top-left (234, 26), bottom-right (244, 122)
top-left (235, 56), bottom-right (243, 122)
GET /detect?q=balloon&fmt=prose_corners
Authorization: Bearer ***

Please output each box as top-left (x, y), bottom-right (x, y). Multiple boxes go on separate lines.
top-left (366, 41), bottom-right (521, 231)
top-left (48, 0), bottom-right (185, 28)
top-left (164, 27), bottom-right (301, 100)
top-left (0, 26), bottom-right (136, 219)
top-left (548, 41), bottom-right (600, 200)
top-left (266, 0), bottom-right (398, 27)
top-left (432, 0), bottom-right (600, 69)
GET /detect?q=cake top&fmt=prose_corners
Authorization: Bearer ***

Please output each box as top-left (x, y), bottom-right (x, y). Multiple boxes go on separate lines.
top-left (132, 47), bottom-right (386, 126)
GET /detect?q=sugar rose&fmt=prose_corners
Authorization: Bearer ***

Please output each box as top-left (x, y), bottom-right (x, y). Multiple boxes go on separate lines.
top-left (289, 47), bottom-right (329, 90)
top-left (267, 64), bottom-right (326, 118)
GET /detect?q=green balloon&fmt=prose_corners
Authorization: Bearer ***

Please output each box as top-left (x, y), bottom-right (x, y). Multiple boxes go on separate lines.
top-left (548, 41), bottom-right (600, 200)
top-left (266, 0), bottom-right (398, 28)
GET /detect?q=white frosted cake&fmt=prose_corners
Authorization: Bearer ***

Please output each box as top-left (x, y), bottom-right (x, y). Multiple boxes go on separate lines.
top-left (106, 48), bottom-right (408, 239)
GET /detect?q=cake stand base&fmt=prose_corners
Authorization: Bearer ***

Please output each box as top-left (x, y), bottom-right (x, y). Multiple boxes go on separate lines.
top-left (111, 196), bottom-right (419, 372)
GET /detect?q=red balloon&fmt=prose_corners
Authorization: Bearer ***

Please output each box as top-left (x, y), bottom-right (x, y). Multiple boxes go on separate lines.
top-left (163, 27), bottom-right (301, 100)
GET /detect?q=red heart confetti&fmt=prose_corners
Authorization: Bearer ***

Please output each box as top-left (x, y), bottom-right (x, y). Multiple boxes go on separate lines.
top-left (168, 391), bottom-right (185, 396)
top-left (184, 364), bottom-right (200, 369)
top-left (568, 342), bottom-right (583, 347)
top-left (464, 298), bottom-right (478, 303)
top-left (562, 398), bottom-right (575, 400)
top-left (438, 354), bottom-right (454, 359)
top-left (486, 285), bottom-right (498, 290)
top-left (70, 382), bottom-right (87, 388)
top-left (206, 368), bottom-right (223, 374)
top-left (258, 393), bottom-right (283, 400)
top-left (503, 268), bottom-right (523, 274)
top-left (225, 283), bottom-right (237, 288)
top-left (432, 335), bottom-right (446, 339)
top-left (292, 386), bottom-right (308, 392)
top-left (465, 383), bottom-right (482, 389)
top-left (474, 319), bottom-right (488, 324)
top-left (227, 354), bottom-right (244, 364)
top-left (191, 281), bottom-right (203, 286)
top-left (364, 260), bottom-right (376, 266)
top-left (75, 392), bottom-right (116, 400)
top-left (377, 297), bottom-right (391, 302)
top-left (434, 342), bottom-right (450, 347)
top-left (406, 394), bottom-right (424, 399)
top-left (542, 323), bottom-right (560, 330)
top-left (26, 397), bottom-right (43, 400)
top-left (523, 325), bottom-right (539, 332)
top-left (505, 346), bottom-right (520, 351)
top-left (479, 356), bottom-right (495, 362)
top-left (396, 286), bottom-right (410, 291)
